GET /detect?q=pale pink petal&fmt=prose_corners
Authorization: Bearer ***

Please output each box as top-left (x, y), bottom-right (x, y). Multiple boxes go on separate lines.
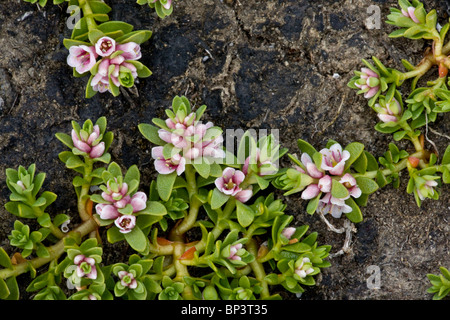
top-left (131, 192), bottom-right (147, 212)
top-left (222, 167), bottom-right (236, 181)
top-left (110, 55), bottom-right (125, 65)
top-left (214, 177), bottom-right (226, 192)
top-left (165, 118), bottom-right (176, 129)
top-left (154, 159), bottom-right (175, 174)
top-left (306, 162), bottom-right (324, 178)
top-left (361, 68), bottom-right (378, 78)
top-left (76, 266), bottom-right (85, 278)
top-left (340, 173), bottom-right (356, 186)
top-left (128, 279), bottom-right (138, 289)
top-left (176, 157), bottom-right (186, 175)
top-left (408, 7), bottom-right (420, 23)
top-left (233, 170), bottom-right (246, 185)
top-left (364, 86), bottom-right (379, 99)
top-left (74, 255), bottom-right (85, 265)
top-left (378, 114), bottom-right (398, 123)
top-left (234, 188), bottom-right (253, 203)
top-left (73, 138), bottom-right (91, 153)
top-left (120, 183), bottom-right (129, 196)
top-left (98, 59), bottom-right (110, 77)
top-left (86, 266), bottom-right (97, 279)
top-left (301, 184), bottom-right (320, 200)
top-left (328, 162), bottom-right (344, 176)
top-left (89, 141), bottom-right (105, 158)
top-left (158, 129), bottom-right (173, 144)
top-left (242, 156), bottom-right (250, 175)
top-left (96, 204), bottom-right (120, 220)
top-left (162, 0), bottom-right (172, 10)
top-left (318, 175), bottom-right (332, 193)
top-left (151, 146), bottom-right (165, 159)
top-left (349, 186), bottom-right (362, 199)
top-left (281, 227), bottom-right (296, 239)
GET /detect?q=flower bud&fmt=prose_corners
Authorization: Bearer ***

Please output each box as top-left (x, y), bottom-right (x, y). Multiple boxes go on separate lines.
top-left (355, 67), bottom-right (380, 99)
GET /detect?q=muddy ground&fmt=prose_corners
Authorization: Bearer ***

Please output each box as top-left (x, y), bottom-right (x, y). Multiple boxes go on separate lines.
top-left (0, 0), bottom-right (449, 300)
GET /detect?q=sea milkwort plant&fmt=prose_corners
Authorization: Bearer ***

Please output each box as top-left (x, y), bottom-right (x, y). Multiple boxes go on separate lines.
top-left (22, 0), bottom-right (153, 98)
top-left (64, 0), bottom-right (152, 98)
top-left (346, 0), bottom-right (450, 217)
top-left (346, 0), bottom-right (450, 297)
top-left (0, 96), bottom-right (331, 300)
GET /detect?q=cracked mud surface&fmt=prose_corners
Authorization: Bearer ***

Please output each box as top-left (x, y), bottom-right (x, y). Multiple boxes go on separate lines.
top-left (0, 0), bottom-right (449, 299)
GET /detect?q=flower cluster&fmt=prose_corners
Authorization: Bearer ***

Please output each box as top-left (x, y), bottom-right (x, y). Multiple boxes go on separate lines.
top-left (151, 100), bottom-right (224, 176)
top-left (95, 178), bottom-right (147, 233)
top-left (373, 97), bottom-right (403, 124)
top-left (294, 257), bottom-right (315, 279)
top-left (353, 67), bottom-right (380, 99)
top-left (297, 143), bottom-right (362, 219)
top-left (71, 124), bottom-right (105, 159)
top-left (67, 36), bottom-right (143, 94)
top-left (74, 255), bottom-right (97, 280)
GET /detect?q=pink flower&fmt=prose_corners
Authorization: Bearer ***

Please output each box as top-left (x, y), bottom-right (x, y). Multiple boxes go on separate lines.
top-left (320, 143), bottom-right (350, 176)
top-left (95, 203), bottom-right (120, 220)
top-left (74, 254), bottom-right (97, 280)
top-left (355, 67), bottom-right (380, 99)
top-left (374, 98), bottom-right (402, 123)
top-left (115, 215), bottom-right (136, 234)
top-left (281, 227), bottom-right (296, 240)
top-left (67, 45), bottom-right (98, 74)
top-left (294, 257), bottom-right (314, 279)
top-left (340, 173), bottom-right (362, 199)
top-left (95, 36), bottom-right (116, 57)
top-left (151, 146), bottom-right (186, 175)
top-left (116, 42), bottom-right (142, 60)
top-left (159, 117), bottom-right (208, 151)
top-left (301, 175), bottom-right (332, 200)
top-left (162, 0), bottom-right (172, 10)
top-left (130, 192), bottom-right (147, 213)
top-left (91, 74), bottom-right (111, 93)
top-left (401, 7), bottom-right (420, 23)
top-left (228, 243), bottom-right (243, 261)
top-left (71, 125), bottom-right (105, 159)
top-left (91, 55), bottom-right (140, 93)
top-left (416, 179), bottom-right (439, 201)
top-left (298, 153), bottom-right (324, 178)
top-left (316, 193), bottom-right (352, 219)
top-left (215, 167), bottom-right (253, 203)
top-left (158, 118), bottom-right (224, 161)
top-left (118, 271), bottom-right (138, 289)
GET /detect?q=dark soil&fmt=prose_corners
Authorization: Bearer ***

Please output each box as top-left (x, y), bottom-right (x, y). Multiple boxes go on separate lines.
top-left (0, 0), bottom-right (449, 300)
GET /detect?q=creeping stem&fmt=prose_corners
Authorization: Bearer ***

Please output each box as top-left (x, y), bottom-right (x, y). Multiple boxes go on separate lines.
top-left (353, 151), bottom-right (425, 180)
top-left (78, 157), bottom-right (94, 222)
top-left (169, 164), bottom-right (200, 240)
top-left (0, 219), bottom-right (99, 280)
top-left (194, 198), bottom-right (237, 253)
top-left (78, 0), bottom-right (98, 31)
top-left (25, 192), bottom-right (65, 240)
top-left (246, 239), bottom-right (270, 299)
